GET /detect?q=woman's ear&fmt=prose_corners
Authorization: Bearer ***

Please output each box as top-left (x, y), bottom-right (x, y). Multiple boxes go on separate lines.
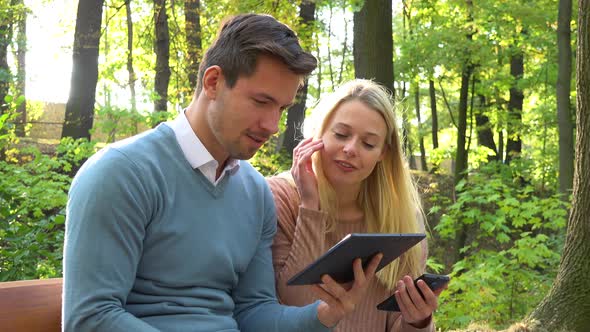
top-left (202, 65), bottom-right (223, 99)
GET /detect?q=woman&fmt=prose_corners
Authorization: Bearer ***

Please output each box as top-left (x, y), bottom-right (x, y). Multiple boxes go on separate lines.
top-left (268, 79), bottom-right (443, 331)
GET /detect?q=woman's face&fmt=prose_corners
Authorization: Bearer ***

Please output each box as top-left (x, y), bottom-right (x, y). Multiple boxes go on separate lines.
top-left (319, 99), bottom-right (388, 190)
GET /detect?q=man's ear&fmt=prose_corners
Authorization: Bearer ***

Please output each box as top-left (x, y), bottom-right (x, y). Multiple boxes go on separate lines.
top-left (202, 65), bottom-right (223, 99)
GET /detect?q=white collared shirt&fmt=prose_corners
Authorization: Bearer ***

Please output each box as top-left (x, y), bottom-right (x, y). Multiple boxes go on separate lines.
top-left (165, 110), bottom-right (240, 185)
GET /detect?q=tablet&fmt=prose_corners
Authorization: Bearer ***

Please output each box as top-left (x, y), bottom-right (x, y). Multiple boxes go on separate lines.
top-left (286, 233), bottom-right (426, 286)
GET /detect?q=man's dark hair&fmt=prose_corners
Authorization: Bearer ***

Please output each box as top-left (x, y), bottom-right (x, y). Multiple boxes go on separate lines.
top-left (195, 13), bottom-right (317, 95)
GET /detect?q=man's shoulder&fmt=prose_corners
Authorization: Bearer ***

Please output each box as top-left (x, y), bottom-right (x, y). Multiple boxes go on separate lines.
top-left (110, 124), bottom-right (173, 155)
top-left (235, 162), bottom-right (268, 186)
top-left (76, 125), bottom-right (175, 179)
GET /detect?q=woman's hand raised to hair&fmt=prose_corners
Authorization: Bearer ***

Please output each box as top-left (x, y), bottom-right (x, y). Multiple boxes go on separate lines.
top-left (291, 137), bottom-right (324, 210)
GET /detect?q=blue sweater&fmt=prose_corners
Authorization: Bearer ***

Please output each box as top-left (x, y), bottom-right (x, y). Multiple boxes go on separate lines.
top-left (63, 124), bottom-right (328, 332)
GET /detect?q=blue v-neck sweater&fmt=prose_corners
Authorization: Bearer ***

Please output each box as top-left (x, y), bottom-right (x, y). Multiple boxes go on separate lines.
top-left (63, 124), bottom-right (328, 332)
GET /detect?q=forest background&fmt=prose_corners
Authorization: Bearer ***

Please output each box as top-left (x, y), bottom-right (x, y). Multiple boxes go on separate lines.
top-left (1, 0), bottom-right (589, 331)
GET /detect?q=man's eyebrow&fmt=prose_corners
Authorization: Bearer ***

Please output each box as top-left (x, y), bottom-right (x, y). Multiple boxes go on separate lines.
top-left (253, 93), bottom-right (277, 103)
top-left (254, 92), bottom-right (293, 109)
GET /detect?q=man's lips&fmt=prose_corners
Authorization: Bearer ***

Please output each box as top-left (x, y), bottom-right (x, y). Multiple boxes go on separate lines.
top-left (246, 133), bottom-right (269, 144)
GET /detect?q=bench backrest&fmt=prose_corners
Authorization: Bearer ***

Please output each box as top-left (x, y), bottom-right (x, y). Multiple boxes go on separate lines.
top-left (0, 278), bottom-right (62, 332)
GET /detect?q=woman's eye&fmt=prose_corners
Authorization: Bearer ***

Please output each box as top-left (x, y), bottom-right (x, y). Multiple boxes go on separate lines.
top-left (334, 132), bottom-right (347, 139)
top-left (363, 142), bottom-right (376, 149)
top-left (253, 99), bottom-right (267, 105)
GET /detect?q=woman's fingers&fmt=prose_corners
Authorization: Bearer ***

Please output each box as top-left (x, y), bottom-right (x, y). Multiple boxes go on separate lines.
top-left (291, 138), bottom-right (323, 210)
top-left (404, 276), bottom-right (426, 309)
top-left (298, 141), bottom-right (323, 161)
top-left (322, 274), bottom-right (348, 298)
top-left (364, 253), bottom-right (383, 278)
top-left (292, 137), bottom-right (315, 156)
top-left (312, 283), bottom-right (341, 309)
top-left (291, 139), bottom-right (323, 180)
top-left (395, 280), bottom-right (416, 316)
top-left (416, 280), bottom-right (439, 310)
top-left (395, 275), bottom-right (442, 325)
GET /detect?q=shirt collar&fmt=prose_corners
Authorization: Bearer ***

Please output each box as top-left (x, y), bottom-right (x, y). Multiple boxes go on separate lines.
top-left (166, 110), bottom-right (240, 175)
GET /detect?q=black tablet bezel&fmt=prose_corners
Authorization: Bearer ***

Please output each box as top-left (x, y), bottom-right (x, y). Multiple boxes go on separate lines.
top-left (286, 233), bottom-right (426, 286)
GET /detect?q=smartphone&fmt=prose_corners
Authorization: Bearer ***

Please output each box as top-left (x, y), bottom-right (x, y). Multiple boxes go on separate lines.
top-left (376, 273), bottom-right (450, 311)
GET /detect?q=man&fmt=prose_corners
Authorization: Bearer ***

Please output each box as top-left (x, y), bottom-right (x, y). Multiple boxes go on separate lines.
top-left (63, 13), bottom-right (381, 331)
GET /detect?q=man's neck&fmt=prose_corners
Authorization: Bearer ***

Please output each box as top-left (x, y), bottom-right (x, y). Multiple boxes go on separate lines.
top-left (185, 98), bottom-right (229, 168)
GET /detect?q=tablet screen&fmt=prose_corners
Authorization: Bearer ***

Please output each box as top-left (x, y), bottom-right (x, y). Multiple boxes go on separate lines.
top-left (287, 233), bottom-right (426, 285)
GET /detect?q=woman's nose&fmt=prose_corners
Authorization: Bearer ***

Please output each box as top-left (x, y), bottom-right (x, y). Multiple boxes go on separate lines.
top-left (343, 141), bottom-right (357, 157)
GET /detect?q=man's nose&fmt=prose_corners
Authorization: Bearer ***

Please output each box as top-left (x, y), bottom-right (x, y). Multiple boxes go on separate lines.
top-left (259, 108), bottom-right (281, 135)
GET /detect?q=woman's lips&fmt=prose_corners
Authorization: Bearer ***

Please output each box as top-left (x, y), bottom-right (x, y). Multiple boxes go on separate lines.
top-left (334, 160), bottom-right (356, 171)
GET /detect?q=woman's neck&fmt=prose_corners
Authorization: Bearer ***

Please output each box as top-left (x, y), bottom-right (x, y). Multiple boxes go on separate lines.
top-left (334, 183), bottom-right (364, 222)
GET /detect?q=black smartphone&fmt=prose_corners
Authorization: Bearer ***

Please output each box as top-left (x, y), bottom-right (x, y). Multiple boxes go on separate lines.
top-left (376, 273), bottom-right (450, 311)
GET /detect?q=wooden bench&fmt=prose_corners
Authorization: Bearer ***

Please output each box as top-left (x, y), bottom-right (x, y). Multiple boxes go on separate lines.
top-left (0, 278), bottom-right (62, 332)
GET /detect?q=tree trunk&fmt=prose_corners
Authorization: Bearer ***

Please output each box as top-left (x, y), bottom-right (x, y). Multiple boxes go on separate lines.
top-left (476, 95), bottom-right (498, 161)
top-left (557, 0), bottom-right (575, 196)
top-left (315, 29), bottom-right (322, 100)
top-left (454, 63), bottom-right (471, 185)
top-left (452, 0), bottom-right (475, 265)
top-left (429, 80), bottom-right (438, 149)
top-left (62, 0), bottom-right (105, 140)
top-left (14, 0), bottom-right (26, 137)
top-left (184, 0), bottom-right (201, 94)
top-left (505, 50), bottom-right (524, 164)
top-left (498, 125), bottom-right (504, 162)
top-left (454, 0), bottom-right (474, 185)
top-left (337, 4), bottom-right (349, 86)
top-left (326, 2), bottom-right (335, 87)
top-left (283, 0), bottom-right (315, 155)
top-left (414, 83), bottom-right (427, 171)
top-left (102, 5), bottom-right (111, 109)
top-left (0, 8), bottom-right (12, 116)
top-left (526, 1), bottom-right (590, 329)
top-left (154, 0), bottom-right (170, 116)
top-left (125, 0), bottom-right (137, 113)
top-left (353, 0), bottom-right (394, 94)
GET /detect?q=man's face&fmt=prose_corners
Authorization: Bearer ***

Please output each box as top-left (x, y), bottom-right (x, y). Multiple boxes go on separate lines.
top-left (206, 55), bottom-right (301, 161)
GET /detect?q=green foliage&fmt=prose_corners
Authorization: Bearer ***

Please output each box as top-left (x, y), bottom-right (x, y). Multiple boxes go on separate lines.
top-left (93, 105), bottom-right (146, 143)
top-left (250, 140), bottom-right (293, 177)
top-left (0, 110), bottom-right (99, 280)
top-left (0, 150), bottom-right (69, 281)
top-left (145, 111), bottom-right (175, 128)
top-left (0, 95), bottom-right (25, 146)
top-left (432, 162), bottom-right (568, 330)
top-left (0, 111), bottom-right (16, 144)
top-left (54, 137), bottom-right (98, 174)
top-left (1, 3), bottom-right (580, 330)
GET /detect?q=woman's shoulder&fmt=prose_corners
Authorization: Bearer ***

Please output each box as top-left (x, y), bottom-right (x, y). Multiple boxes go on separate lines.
top-left (267, 173), bottom-right (299, 200)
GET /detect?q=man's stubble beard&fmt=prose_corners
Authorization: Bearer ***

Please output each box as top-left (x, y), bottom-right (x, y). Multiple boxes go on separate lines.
top-left (208, 97), bottom-right (255, 161)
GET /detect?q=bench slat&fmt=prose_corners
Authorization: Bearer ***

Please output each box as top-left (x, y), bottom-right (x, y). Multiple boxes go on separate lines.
top-left (0, 278), bottom-right (62, 332)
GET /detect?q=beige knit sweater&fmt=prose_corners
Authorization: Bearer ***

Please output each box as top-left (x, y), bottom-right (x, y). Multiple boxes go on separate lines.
top-left (268, 176), bottom-right (434, 332)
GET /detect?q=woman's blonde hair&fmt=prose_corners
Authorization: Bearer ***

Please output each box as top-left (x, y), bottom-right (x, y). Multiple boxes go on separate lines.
top-left (302, 79), bottom-right (425, 290)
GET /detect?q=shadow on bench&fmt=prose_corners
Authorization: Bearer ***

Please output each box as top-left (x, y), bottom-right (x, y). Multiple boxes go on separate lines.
top-left (0, 278), bottom-right (62, 332)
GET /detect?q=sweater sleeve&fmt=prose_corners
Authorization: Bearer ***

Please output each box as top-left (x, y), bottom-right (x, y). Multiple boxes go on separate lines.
top-left (267, 176), bottom-right (329, 306)
top-left (62, 149), bottom-right (160, 332)
top-left (232, 179), bottom-right (329, 332)
top-left (389, 314), bottom-right (435, 332)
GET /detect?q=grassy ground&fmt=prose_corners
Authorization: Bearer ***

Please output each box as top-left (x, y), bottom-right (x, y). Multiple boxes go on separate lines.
top-left (445, 322), bottom-right (533, 332)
